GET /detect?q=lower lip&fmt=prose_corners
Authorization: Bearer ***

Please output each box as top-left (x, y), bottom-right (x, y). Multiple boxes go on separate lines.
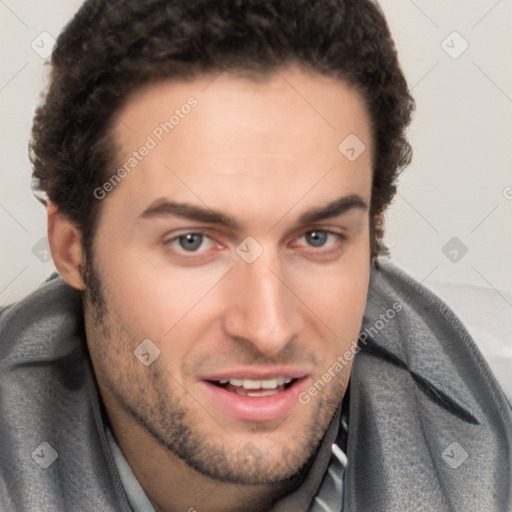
top-left (200, 378), bottom-right (307, 422)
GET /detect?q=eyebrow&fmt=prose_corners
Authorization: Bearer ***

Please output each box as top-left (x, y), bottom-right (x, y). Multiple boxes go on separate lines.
top-left (137, 194), bottom-right (368, 230)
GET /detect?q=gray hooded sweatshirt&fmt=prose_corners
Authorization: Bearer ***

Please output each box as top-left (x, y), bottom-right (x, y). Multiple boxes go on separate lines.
top-left (0, 256), bottom-right (510, 511)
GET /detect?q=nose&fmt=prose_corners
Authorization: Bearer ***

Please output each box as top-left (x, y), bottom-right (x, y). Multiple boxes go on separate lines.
top-left (222, 253), bottom-right (303, 356)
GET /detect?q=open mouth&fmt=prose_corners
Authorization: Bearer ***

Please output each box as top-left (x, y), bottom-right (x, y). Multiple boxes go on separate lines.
top-left (207, 377), bottom-right (298, 397)
top-left (201, 373), bottom-right (308, 421)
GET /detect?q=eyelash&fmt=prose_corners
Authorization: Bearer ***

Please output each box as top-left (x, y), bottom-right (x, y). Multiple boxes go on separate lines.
top-left (162, 229), bottom-right (346, 258)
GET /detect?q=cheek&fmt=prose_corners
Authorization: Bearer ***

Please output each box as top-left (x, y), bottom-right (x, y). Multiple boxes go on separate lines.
top-left (299, 270), bottom-right (368, 334)
top-left (290, 248), bottom-right (370, 349)
top-left (98, 243), bottom-right (227, 343)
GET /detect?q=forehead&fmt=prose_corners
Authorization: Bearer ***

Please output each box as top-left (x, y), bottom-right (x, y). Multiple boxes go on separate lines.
top-left (115, 67), bottom-right (372, 155)
top-left (104, 67), bottom-right (373, 225)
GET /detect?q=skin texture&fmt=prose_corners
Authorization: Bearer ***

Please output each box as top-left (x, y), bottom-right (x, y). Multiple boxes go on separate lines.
top-left (48, 67), bottom-right (374, 512)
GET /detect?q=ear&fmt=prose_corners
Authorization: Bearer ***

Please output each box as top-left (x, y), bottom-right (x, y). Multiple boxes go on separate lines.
top-left (47, 200), bottom-right (86, 290)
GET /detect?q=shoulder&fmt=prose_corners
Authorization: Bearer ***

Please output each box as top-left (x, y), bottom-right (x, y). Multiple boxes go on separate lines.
top-left (0, 272), bottom-right (83, 367)
top-left (424, 279), bottom-right (512, 406)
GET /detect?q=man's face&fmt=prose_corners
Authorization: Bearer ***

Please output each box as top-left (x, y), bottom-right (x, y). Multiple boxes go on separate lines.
top-left (84, 67), bottom-right (373, 484)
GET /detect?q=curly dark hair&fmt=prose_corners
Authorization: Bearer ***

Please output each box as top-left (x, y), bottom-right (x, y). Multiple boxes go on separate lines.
top-left (30, 0), bottom-right (415, 262)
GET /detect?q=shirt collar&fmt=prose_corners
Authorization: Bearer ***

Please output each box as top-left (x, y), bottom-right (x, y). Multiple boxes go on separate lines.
top-left (105, 426), bottom-right (157, 512)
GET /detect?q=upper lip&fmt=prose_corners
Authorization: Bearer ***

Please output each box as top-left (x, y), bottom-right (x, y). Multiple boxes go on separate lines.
top-left (201, 366), bottom-right (311, 382)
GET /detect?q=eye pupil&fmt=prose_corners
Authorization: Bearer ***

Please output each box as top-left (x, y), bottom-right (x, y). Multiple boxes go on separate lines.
top-left (307, 231), bottom-right (327, 247)
top-left (179, 233), bottom-right (203, 251)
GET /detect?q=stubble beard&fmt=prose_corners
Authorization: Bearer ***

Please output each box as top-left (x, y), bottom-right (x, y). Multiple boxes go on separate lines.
top-left (81, 256), bottom-right (346, 485)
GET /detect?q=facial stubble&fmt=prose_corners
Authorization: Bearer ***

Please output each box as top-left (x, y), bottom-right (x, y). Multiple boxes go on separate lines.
top-left (81, 256), bottom-right (347, 485)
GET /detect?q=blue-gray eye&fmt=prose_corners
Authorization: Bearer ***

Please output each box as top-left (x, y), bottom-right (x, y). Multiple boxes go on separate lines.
top-left (305, 230), bottom-right (328, 247)
top-left (178, 233), bottom-right (203, 251)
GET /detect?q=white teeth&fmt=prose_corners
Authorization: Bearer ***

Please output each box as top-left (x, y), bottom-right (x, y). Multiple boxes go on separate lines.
top-left (243, 379), bottom-right (264, 389)
top-left (224, 377), bottom-right (293, 389)
top-left (260, 378), bottom-right (278, 389)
